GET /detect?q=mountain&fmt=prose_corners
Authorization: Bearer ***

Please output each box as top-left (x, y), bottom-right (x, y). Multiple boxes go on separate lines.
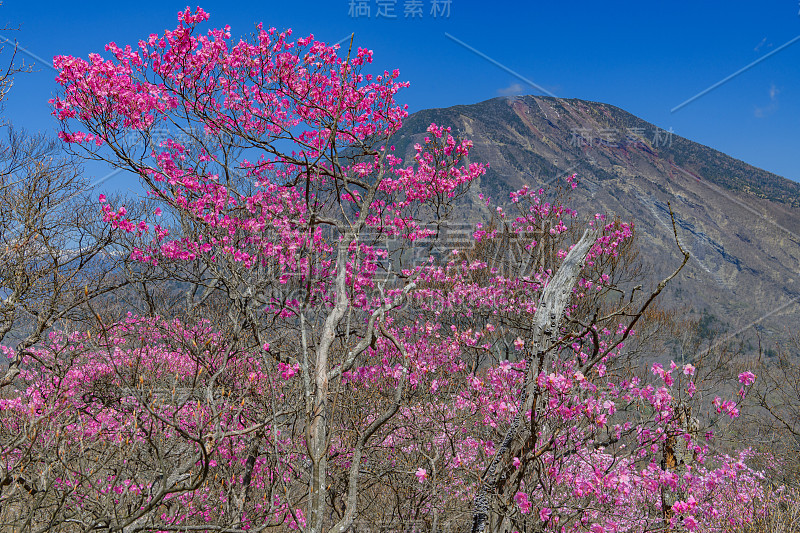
top-left (392, 95), bottom-right (800, 354)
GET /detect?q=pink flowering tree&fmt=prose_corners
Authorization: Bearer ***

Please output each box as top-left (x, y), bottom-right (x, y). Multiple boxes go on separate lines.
top-left (0, 6), bottom-right (783, 533)
top-left (39, 6), bottom-right (486, 532)
top-left (374, 189), bottom-right (777, 533)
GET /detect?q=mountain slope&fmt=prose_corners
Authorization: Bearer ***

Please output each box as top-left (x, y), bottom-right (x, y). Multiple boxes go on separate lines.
top-left (392, 95), bottom-right (800, 352)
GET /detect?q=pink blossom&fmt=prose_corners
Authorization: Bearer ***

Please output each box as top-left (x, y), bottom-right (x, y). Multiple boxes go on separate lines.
top-left (514, 492), bottom-right (531, 514)
top-left (277, 362), bottom-right (300, 380)
top-left (35, 9), bottom-right (780, 530)
top-left (538, 507), bottom-right (552, 522)
top-left (738, 371), bottom-right (756, 386)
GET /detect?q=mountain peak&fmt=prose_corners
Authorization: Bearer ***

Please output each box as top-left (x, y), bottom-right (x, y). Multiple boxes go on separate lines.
top-left (393, 96), bottom-right (800, 352)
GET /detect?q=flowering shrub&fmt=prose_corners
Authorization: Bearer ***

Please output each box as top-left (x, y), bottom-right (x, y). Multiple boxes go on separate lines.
top-left (0, 6), bottom-right (787, 533)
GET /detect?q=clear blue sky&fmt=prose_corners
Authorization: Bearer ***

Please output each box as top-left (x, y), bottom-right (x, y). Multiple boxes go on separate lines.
top-left (1, 0), bottom-right (798, 191)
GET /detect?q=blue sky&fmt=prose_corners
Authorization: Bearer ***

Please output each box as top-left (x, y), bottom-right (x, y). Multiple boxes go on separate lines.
top-left (1, 0), bottom-right (798, 191)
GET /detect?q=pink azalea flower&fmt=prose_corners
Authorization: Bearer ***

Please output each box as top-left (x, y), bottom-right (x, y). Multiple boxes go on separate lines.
top-left (738, 371), bottom-right (756, 386)
top-left (415, 468), bottom-right (427, 483)
top-left (514, 492), bottom-right (531, 514)
top-left (277, 362), bottom-right (300, 380)
top-left (539, 507), bottom-right (552, 522)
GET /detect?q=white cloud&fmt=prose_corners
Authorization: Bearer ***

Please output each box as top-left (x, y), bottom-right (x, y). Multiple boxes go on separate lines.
top-left (769, 83), bottom-right (780, 100)
top-left (497, 82), bottom-right (524, 96)
top-left (754, 83), bottom-right (779, 118)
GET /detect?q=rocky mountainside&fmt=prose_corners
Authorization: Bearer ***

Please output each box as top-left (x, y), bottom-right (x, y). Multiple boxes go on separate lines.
top-left (392, 95), bottom-right (800, 354)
